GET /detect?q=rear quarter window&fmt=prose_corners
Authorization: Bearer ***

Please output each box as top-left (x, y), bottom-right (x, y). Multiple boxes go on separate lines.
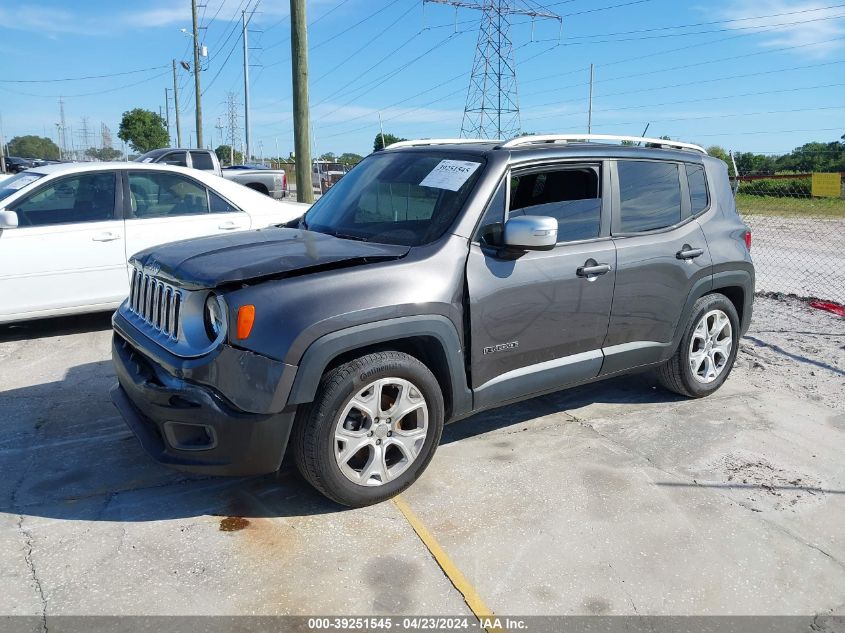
top-left (686, 163), bottom-right (710, 215)
top-left (617, 160), bottom-right (682, 233)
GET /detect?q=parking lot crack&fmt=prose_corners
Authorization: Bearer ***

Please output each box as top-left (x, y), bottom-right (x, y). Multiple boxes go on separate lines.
top-left (607, 562), bottom-right (641, 617)
top-left (18, 515), bottom-right (48, 633)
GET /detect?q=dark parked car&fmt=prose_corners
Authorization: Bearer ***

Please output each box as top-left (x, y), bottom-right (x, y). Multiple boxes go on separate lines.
top-left (110, 134), bottom-right (754, 506)
top-left (4, 156), bottom-right (35, 173)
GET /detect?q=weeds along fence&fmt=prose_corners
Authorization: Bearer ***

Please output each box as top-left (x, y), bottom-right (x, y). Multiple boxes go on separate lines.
top-left (733, 171), bottom-right (845, 304)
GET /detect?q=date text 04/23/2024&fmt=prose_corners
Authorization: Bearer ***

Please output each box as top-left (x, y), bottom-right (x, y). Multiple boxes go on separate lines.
top-left (306, 617), bottom-right (528, 630)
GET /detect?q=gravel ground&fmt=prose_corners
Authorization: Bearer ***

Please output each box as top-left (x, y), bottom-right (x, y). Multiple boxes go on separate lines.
top-left (734, 294), bottom-right (845, 412)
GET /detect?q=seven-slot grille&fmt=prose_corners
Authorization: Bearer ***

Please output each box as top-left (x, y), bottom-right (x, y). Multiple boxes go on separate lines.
top-left (128, 268), bottom-right (182, 339)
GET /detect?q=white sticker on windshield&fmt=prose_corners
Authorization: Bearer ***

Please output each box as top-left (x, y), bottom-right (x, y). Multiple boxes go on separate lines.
top-left (4, 174), bottom-right (40, 190)
top-left (140, 157), bottom-right (154, 163)
top-left (419, 160), bottom-right (480, 191)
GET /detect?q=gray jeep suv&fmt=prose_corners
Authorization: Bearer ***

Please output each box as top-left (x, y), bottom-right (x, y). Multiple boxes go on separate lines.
top-left (110, 135), bottom-right (754, 506)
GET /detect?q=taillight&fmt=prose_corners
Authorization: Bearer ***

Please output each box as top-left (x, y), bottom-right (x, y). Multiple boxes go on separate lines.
top-left (744, 230), bottom-right (751, 251)
top-left (283, 173), bottom-right (287, 190)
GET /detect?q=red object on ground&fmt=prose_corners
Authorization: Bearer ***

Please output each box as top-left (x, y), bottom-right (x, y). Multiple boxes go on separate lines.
top-left (809, 300), bottom-right (845, 318)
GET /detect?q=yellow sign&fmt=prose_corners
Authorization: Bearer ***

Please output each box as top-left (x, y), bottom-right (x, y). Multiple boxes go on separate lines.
top-left (811, 172), bottom-right (841, 198)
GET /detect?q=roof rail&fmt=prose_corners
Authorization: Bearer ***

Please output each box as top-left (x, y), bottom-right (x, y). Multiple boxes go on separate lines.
top-left (385, 138), bottom-right (500, 150)
top-left (500, 134), bottom-right (707, 154)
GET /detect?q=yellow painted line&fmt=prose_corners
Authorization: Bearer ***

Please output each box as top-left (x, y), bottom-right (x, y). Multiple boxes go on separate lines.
top-left (392, 494), bottom-right (502, 633)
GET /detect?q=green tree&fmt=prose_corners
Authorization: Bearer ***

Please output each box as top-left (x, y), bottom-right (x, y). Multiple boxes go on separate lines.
top-left (7, 135), bottom-right (61, 160)
top-left (85, 147), bottom-right (123, 162)
top-left (706, 145), bottom-right (735, 177)
top-left (117, 108), bottom-right (169, 154)
top-left (215, 144), bottom-right (243, 165)
top-left (319, 151), bottom-right (337, 161)
top-left (373, 132), bottom-right (406, 151)
top-left (338, 152), bottom-right (363, 166)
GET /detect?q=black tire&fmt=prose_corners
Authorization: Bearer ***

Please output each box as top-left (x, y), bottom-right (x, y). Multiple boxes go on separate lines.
top-left (291, 351), bottom-right (444, 507)
top-left (657, 292), bottom-right (740, 398)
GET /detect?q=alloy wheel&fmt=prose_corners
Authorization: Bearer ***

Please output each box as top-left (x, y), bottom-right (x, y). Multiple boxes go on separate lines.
top-left (333, 378), bottom-right (429, 486)
top-left (689, 309), bottom-right (733, 384)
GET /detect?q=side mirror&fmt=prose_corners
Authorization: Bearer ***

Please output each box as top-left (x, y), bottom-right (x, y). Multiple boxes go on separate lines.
top-left (502, 215), bottom-right (557, 252)
top-left (0, 210), bottom-right (18, 229)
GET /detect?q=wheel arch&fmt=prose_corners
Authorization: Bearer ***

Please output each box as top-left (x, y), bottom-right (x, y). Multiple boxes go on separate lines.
top-left (245, 182), bottom-right (269, 195)
top-left (666, 270), bottom-right (754, 360)
top-left (286, 316), bottom-right (473, 420)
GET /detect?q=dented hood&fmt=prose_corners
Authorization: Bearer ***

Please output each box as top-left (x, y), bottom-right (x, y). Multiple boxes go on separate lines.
top-left (131, 227), bottom-right (410, 290)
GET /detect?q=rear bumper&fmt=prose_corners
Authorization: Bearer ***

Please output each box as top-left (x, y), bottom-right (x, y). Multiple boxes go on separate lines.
top-left (111, 333), bottom-right (295, 476)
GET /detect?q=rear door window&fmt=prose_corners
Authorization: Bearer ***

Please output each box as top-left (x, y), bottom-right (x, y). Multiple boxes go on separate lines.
top-left (128, 172), bottom-right (209, 218)
top-left (616, 160), bottom-right (682, 233)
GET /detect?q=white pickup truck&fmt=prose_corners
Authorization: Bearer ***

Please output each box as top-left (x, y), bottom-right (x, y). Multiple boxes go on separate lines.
top-left (136, 148), bottom-right (288, 199)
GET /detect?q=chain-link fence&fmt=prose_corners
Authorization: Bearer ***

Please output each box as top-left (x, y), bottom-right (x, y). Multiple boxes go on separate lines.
top-left (733, 171), bottom-right (845, 304)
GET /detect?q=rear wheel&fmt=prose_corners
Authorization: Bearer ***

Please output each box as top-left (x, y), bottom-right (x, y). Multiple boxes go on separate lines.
top-left (657, 293), bottom-right (740, 398)
top-left (292, 351), bottom-right (444, 507)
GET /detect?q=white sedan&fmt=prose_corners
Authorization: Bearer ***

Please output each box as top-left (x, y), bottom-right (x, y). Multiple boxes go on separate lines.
top-left (0, 162), bottom-right (307, 323)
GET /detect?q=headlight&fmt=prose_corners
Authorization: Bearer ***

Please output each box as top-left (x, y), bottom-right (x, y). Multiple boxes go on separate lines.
top-left (203, 294), bottom-right (226, 341)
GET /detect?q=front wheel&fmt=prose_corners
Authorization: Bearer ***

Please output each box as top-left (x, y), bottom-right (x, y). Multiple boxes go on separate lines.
top-left (292, 351), bottom-right (444, 507)
top-left (657, 293), bottom-right (740, 398)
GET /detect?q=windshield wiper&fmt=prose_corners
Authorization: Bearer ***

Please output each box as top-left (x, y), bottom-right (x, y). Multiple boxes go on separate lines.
top-left (328, 230), bottom-right (369, 242)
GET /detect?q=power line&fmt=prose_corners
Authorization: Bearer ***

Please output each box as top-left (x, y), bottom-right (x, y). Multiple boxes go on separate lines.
top-left (312, 2), bottom-right (419, 84)
top-left (0, 69), bottom-right (171, 99)
top-left (522, 103), bottom-right (845, 127)
top-left (563, 1), bottom-right (845, 39)
top-left (555, 0), bottom-right (655, 16)
top-left (313, 30), bottom-right (470, 119)
top-left (525, 57), bottom-right (845, 102)
top-left (0, 64), bottom-right (169, 83)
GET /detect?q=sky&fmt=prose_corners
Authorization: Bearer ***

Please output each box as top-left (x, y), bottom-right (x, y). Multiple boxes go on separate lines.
top-left (0, 0), bottom-right (843, 158)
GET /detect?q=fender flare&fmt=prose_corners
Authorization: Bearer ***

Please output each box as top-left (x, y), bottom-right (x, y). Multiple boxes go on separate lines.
top-left (667, 269), bottom-right (754, 358)
top-left (286, 315), bottom-right (473, 417)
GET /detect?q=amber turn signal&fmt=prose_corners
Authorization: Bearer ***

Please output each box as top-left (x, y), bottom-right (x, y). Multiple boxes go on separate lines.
top-left (236, 305), bottom-right (255, 339)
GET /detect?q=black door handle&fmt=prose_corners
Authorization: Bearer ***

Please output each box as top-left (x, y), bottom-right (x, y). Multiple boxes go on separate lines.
top-left (577, 263), bottom-right (612, 277)
top-left (677, 246), bottom-right (704, 260)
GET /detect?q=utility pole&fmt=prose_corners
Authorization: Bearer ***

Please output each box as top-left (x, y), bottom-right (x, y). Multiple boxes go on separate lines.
top-left (58, 98), bottom-right (68, 160)
top-left (164, 88), bottom-right (172, 145)
top-left (0, 113), bottom-right (6, 173)
top-left (425, 0), bottom-right (561, 139)
top-left (172, 59), bottom-right (182, 147)
top-left (215, 118), bottom-right (224, 153)
top-left (587, 63), bottom-right (594, 134)
top-left (243, 10), bottom-right (252, 163)
top-left (290, 0), bottom-right (313, 203)
top-left (191, 0), bottom-right (203, 148)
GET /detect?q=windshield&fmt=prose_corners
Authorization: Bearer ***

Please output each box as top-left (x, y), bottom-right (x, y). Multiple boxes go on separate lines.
top-left (303, 151), bottom-right (485, 246)
top-left (0, 172), bottom-right (46, 203)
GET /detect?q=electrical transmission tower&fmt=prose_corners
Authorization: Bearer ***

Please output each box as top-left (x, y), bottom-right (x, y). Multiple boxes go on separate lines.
top-left (225, 92), bottom-right (241, 165)
top-left (80, 117), bottom-right (92, 155)
top-left (101, 123), bottom-right (113, 149)
top-left (425, 0), bottom-right (560, 140)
